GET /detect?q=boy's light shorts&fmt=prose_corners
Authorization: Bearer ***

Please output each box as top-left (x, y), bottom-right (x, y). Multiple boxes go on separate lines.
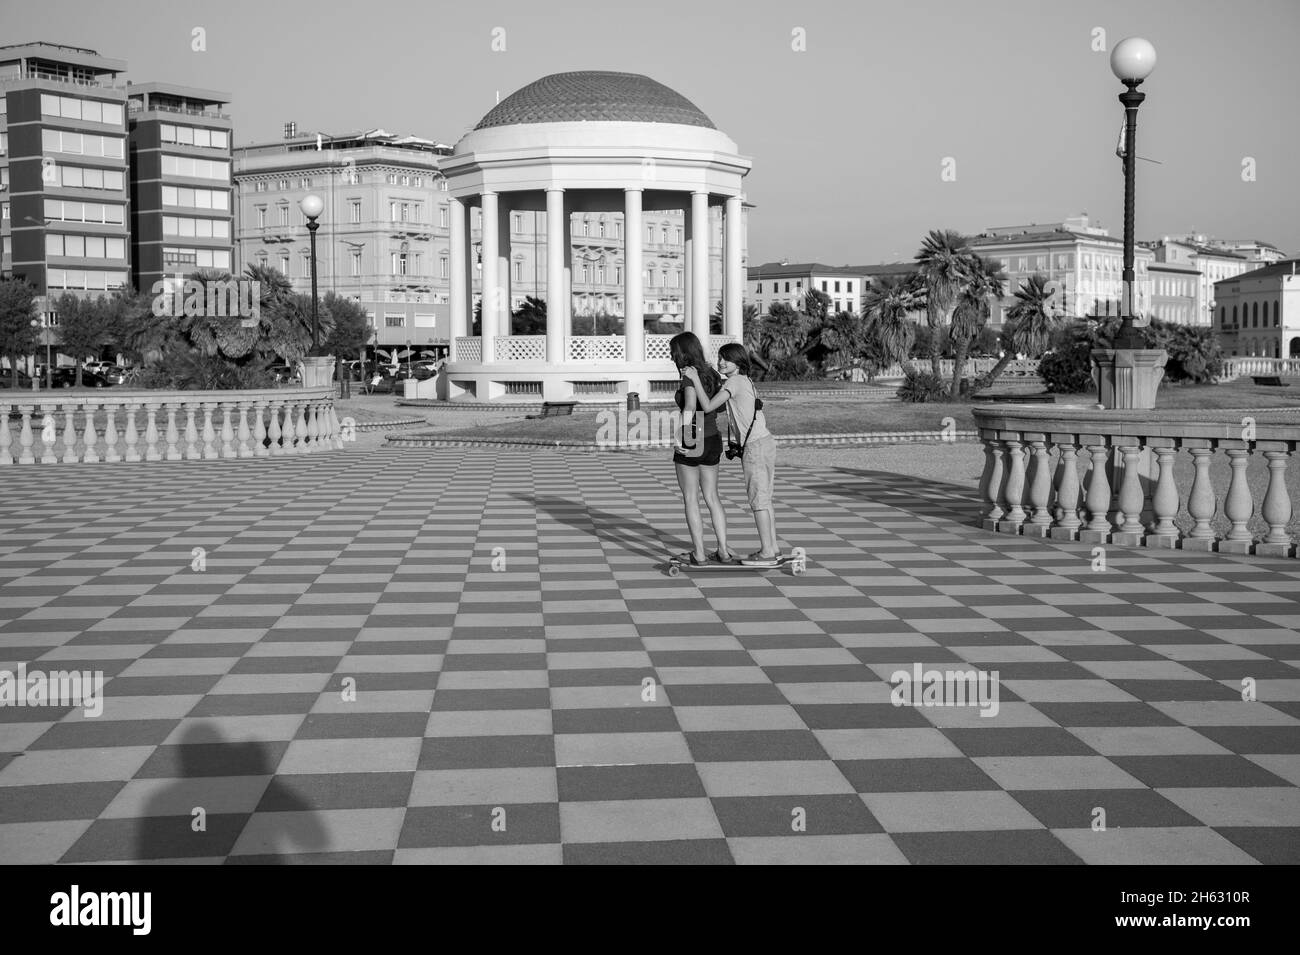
top-left (742, 434), bottom-right (776, 511)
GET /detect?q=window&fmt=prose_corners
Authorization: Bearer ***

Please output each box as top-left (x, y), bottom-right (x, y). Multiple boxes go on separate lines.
top-left (834, 281), bottom-right (841, 293)
top-left (351, 252), bottom-right (361, 276)
top-left (386, 315), bottom-right (403, 327)
top-left (162, 215), bottom-right (229, 239)
top-left (350, 200), bottom-right (361, 223)
top-left (256, 207), bottom-right (267, 228)
top-left (439, 256), bottom-right (448, 278)
top-left (41, 130), bottom-right (124, 158)
top-left (41, 95), bottom-right (123, 126)
top-left (163, 247), bottom-right (230, 270)
top-left (299, 178), bottom-right (311, 189)
top-left (162, 185), bottom-right (226, 209)
top-left (280, 253), bottom-right (290, 275)
top-left (847, 281), bottom-right (854, 293)
top-left (42, 199), bottom-right (126, 224)
top-left (821, 281), bottom-right (827, 292)
top-left (757, 283), bottom-right (763, 294)
top-left (513, 214), bottom-right (522, 234)
top-left (785, 282), bottom-right (791, 293)
top-left (439, 205), bottom-right (448, 228)
top-left (278, 205), bottom-right (289, 226)
top-left (45, 269), bottom-right (127, 291)
top-left (161, 154), bottom-right (229, 180)
top-left (514, 261), bottom-right (523, 282)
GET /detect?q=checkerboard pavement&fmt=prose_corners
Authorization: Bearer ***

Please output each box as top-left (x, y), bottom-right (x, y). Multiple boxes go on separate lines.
top-left (1, 447), bottom-right (1298, 864)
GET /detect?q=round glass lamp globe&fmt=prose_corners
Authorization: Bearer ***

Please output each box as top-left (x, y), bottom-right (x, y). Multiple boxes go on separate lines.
top-left (1110, 37), bottom-right (1157, 82)
top-left (299, 194), bottom-right (325, 219)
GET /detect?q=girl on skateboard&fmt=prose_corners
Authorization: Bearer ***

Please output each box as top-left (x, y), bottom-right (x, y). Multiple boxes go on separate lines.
top-left (669, 332), bottom-right (736, 566)
top-left (679, 343), bottom-right (779, 566)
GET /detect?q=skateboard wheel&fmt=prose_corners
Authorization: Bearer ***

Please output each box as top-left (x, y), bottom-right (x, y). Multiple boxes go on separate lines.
top-left (667, 564), bottom-right (681, 577)
top-left (792, 561), bottom-right (806, 576)
top-left (792, 547), bottom-right (807, 560)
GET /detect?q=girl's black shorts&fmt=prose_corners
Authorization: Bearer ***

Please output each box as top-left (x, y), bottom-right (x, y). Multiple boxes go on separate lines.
top-left (674, 433), bottom-right (723, 467)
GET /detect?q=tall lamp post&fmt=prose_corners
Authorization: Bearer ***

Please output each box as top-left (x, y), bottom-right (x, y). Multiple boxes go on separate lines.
top-left (1093, 36), bottom-right (1167, 410)
top-left (300, 194), bottom-right (325, 350)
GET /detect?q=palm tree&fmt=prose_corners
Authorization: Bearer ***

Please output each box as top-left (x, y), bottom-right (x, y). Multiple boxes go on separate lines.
top-left (948, 254), bottom-right (1007, 398)
top-left (914, 229), bottom-right (971, 377)
top-left (980, 273), bottom-right (1062, 386)
top-left (511, 295), bottom-right (547, 334)
top-left (863, 274), bottom-right (925, 373)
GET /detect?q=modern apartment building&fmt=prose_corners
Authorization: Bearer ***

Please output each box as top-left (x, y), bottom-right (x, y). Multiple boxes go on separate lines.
top-left (0, 42), bottom-right (130, 310)
top-left (1214, 259), bottom-right (1300, 358)
top-left (1203, 238), bottom-right (1286, 269)
top-left (126, 82), bottom-right (233, 294)
top-left (747, 262), bottom-right (864, 317)
top-left (233, 128), bottom-right (453, 351)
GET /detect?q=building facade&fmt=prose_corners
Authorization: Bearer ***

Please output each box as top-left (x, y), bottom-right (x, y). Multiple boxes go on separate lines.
top-left (1144, 235), bottom-right (1250, 326)
top-left (127, 82), bottom-right (233, 296)
top-left (748, 262), bottom-right (864, 316)
top-left (1214, 259), bottom-right (1300, 358)
top-left (1204, 238), bottom-right (1286, 269)
top-left (0, 42), bottom-right (130, 313)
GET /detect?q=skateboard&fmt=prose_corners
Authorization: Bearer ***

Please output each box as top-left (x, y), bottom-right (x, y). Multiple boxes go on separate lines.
top-left (666, 547), bottom-right (807, 577)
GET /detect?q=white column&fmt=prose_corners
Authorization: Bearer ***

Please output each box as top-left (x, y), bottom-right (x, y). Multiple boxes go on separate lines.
top-left (546, 188), bottom-right (565, 363)
top-left (724, 194), bottom-right (743, 340)
top-left (480, 191), bottom-right (499, 362)
top-left (624, 188), bottom-right (644, 363)
top-left (691, 190), bottom-right (709, 341)
top-left (449, 197), bottom-right (467, 342)
top-left (562, 193), bottom-right (574, 339)
top-left (683, 199), bottom-right (692, 327)
top-left (496, 196), bottom-right (512, 348)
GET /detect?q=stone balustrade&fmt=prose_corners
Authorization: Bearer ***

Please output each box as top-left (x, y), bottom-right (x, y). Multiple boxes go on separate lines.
top-left (1219, 357), bottom-right (1300, 381)
top-left (0, 387), bottom-right (342, 466)
top-left (973, 404), bottom-right (1300, 558)
top-left (874, 358), bottom-right (1041, 381)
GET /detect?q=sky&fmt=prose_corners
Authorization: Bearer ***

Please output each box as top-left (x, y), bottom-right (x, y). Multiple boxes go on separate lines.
top-left (3, 0), bottom-right (1297, 265)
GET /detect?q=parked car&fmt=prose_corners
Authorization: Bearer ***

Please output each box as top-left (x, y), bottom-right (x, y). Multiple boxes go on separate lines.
top-left (50, 367), bottom-right (112, 388)
top-left (83, 360), bottom-right (114, 376)
top-left (270, 364), bottom-right (302, 386)
top-left (0, 370), bottom-right (36, 389)
top-left (103, 365), bottom-right (130, 385)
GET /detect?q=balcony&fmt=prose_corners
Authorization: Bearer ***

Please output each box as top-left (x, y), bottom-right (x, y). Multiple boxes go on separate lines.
top-left (128, 102), bottom-right (230, 121)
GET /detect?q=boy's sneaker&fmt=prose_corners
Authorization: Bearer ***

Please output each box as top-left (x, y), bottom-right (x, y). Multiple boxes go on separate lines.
top-left (741, 551), bottom-right (781, 567)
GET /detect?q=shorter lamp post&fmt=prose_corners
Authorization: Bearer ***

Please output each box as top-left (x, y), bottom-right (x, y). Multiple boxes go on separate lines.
top-left (299, 194), bottom-right (325, 350)
top-left (29, 318), bottom-right (41, 390)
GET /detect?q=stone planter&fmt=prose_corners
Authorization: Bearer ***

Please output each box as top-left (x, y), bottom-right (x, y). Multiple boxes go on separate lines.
top-left (299, 356), bottom-right (336, 389)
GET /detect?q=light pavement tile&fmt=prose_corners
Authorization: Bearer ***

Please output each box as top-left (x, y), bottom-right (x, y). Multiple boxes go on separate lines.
top-left (1067, 726), bottom-right (1233, 757)
top-left (552, 686), bottom-right (668, 709)
top-left (1158, 787), bottom-right (1300, 827)
top-left (1243, 755), bottom-right (1300, 786)
top-left (447, 640), bottom-right (544, 655)
top-left (116, 658), bottom-right (237, 677)
top-left (0, 820), bottom-right (94, 864)
top-left (244, 642), bottom-right (353, 657)
top-left (748, 649), bottom-right (861, 667)
top-left (656, 667), bottom-right (767, 685)
top-left (862, 791), bottom-right (1043, 832)
top-left (1152, 702), bottom-right (1299, 726)
top-left (1020, 630), bottom-right (1129, 646)
top-left (230, 808), bottom-right (405, 855)
top-left (276, 738), bottom-right (422, 775)
top-left (830, 632), bottom-right (935, 649)
top-left (0, 723), bottom-right (54, 752)
top-left (673, 705), bottom-right (806, 732)
top-left (1237, 680), bottom-right (1300, 701)
top-left (953, 646), bottom-right (1068, 663)
top-left (1207, 629), bottom-right (1300, 645)
top-left (393, 845), bottom-right (561, 864)
top-left (337, 654), bottom-right (442, 674)
top-left (727, 833), bottom-right (907, 864)
top-left (210, 674), bottom-right (331, 694)
top-left (559, 797), bottom-right (722, 843)
top-left (0, 746), bottom-right (154, 785)
top-left (163, 716), bottom-right (305, 745)
top-left (814, 728), bottom-right (963, 761)
top-left (1150, 645), bottom-right (1273, 662)
top-left (408, 768), bottom-right (558, 807)
top-left (546, 652), bottom-right (653, 670)
top-left (1074, 661), bottom-right (1207, 681)
top-left (435, 671), bottom-right (549, 690)
top-left (101, 776), bottom-right (272, 817)
top-left (694, 760), bottom-right (857, 797)
top-left (1051, 827), bottom-right (1259, 865)
top-left (914, 702), bottom-right (1056, 728)
top-left (974, 756), bottom-right (1145, 791)
top-left (555, 732), bottom-right (692, 767)
top-left (776, 682), bottom-right (895, 705)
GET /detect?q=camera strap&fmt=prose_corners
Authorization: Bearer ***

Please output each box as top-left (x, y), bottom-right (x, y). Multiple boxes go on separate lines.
top-left (727, 381), bottom-right (762, 451)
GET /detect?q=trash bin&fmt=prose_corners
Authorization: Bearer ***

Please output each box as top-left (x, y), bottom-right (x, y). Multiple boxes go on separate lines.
top-left (403, 379), bottom-right (419, 399)
top-left (627, 391), bottom-right (640, 411)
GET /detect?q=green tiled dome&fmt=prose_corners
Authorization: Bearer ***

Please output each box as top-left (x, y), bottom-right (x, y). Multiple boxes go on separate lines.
top-left (475, 72), bottom-right (716, 130)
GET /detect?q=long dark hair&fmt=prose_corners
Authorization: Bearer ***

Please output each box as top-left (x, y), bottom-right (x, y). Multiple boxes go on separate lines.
top-left (669, 331), bottom-right (721, 398)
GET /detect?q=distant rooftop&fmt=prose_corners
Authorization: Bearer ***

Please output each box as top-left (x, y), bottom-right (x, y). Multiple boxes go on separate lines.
top-left (238, 128), bottom-right (453, 158)
top-left (0, 40), bottom-right (127, 75)
top-left (747, 262), bottom-right (868, 279)
top-left (1214, 258), bottom-right (1300, 284)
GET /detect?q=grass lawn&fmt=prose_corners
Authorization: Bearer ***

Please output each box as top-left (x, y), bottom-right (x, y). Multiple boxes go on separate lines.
top-left (420, 378), bottom-right (1300, 444)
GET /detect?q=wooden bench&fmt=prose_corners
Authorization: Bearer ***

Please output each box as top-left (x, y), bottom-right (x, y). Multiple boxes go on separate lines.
top-left (526, 401), bottom-right (577, 419)
top-left (1251, 375), bottom-right (1290, 387)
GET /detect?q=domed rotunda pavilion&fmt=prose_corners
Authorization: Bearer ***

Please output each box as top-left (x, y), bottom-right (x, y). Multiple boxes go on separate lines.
top-left (438, 71), bottom-right (752, 402)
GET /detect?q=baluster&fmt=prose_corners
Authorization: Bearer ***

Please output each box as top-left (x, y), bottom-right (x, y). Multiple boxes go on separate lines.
top-left (201, 403), bottom-right (218, 459)
top-left (61, 404), bottom-right (78, 463)
top-left (1025, 435), bottom-right (1053, 536)
top-left (300, 401), bottom-right (315, 453)
top-left (296, 401), bottom-right (308, 452)
top-left (316, 402), bottom-right (332, 450)
top-left (978, 433), bottom-right (1003, 529)
top-left (330, 404), bottom-right (344, 449)
top-left (103, 403), bottom-right (120, 463)
top-left (237, 402), bottom-right (252, 457)
top-left (1080, 439), bottom-right (1112, 542)
top-left (1112, 443), bottom-right (1146, 545)
top-left (268, 400), bottom-right (283, 455)
top-left (253, 400), bottom-right (269, 457)
top-left (1256, 441), bottom-right (1294, 557)
top-left (40, 407), bottom-right (58, 463)
top-left (999, 435), bottom-right (1027, 531)
top-left (1147, 442), bottom-right (1180, 548)
top-left (1220, 444), bottom-right (1254, 554)
top-left (1050, 436), bottom-right (1082, 540)
top-left (18, 406), bottom-right (35, 464)
top-left (144, 402), bottom-right (161, 461)
top-left (220, 405), bottom-right (236, 458)
top-left (165, 403), bottom-right (181, 460)
top-left (281, 401), bottom-right (297, 454)
top-left (1184, 444), bottom-right (1217, 549)
top-left (0, 403), bottom-right (12, 465)
top-left (81, 401), bottom-right (99, 463)
top-left (184, 403), bottom-right (200, 459)
top-left (123, 404), bottom-right (140, 462)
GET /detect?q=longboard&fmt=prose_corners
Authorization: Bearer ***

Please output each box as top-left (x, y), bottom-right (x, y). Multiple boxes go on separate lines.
top-left (667, 547), bottom-right (807, 577)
